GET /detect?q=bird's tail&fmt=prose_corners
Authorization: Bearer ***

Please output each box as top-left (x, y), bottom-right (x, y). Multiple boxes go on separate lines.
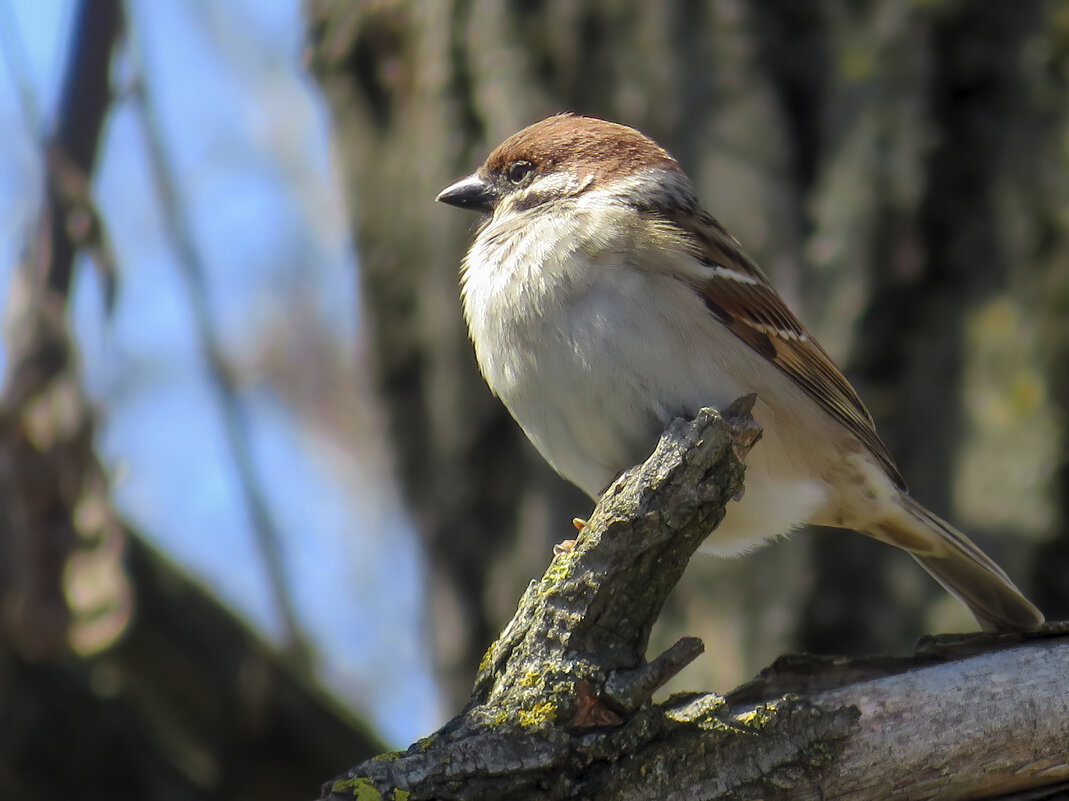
top-left (868, 495), bottom-right (1043, 633)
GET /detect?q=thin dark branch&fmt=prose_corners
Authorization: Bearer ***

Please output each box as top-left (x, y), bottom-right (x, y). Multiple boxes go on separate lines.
top-left (46, 0), bottom-right (122, 298)
top-left (125, 8), bottom-right (312, 666)
top-left (0, 0), bottom-right (122, 663)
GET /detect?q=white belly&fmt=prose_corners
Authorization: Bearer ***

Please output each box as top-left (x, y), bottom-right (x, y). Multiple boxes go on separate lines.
top-left (464, 246), bottom-right (831, 554)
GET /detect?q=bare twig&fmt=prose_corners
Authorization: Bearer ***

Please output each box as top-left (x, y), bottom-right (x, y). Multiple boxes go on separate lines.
top-left (602, 636), bottom-right (705, 714)
top-left (125, 10), bottom-right (312, 666)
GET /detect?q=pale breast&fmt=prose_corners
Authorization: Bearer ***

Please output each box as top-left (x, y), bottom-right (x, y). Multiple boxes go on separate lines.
top-left (461, 201), bottom-right (836, 547)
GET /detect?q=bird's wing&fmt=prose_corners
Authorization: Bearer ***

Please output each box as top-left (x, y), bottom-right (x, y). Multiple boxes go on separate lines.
top-left (665, 207), bottom-right (904, 488)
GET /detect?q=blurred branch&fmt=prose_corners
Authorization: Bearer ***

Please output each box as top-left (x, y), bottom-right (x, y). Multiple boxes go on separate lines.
top-left (0, 0), bottom-right (122, 661)
top-left (320, 404), bottom-right (1069, 801)
top-left (125, 6), bottom-right (312, 667)
top-left (46, 0), bottom-right (122, 298)
top-left (305, 0), bottom-right (559, 708)
top-left (0, 8), bottom-right (384, 794)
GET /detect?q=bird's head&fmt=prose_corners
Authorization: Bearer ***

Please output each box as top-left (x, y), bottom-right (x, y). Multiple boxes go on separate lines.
top-left (436, 113), bottom-right (687, 217)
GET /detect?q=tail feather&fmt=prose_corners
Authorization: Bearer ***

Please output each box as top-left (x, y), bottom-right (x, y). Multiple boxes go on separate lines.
top-left (870, 496), bottom-right (1043, 633)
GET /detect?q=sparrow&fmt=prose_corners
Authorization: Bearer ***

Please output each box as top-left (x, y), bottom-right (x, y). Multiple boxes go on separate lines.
top-left (436, 113), bottom-right (1043, 633)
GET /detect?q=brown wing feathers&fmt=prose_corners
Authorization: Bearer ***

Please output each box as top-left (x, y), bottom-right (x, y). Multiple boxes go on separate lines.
top-left (669, 209), bottom-right (905, 488)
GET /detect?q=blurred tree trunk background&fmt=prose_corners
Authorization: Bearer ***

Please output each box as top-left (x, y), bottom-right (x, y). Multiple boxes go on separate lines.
top-left (0, 3), bottom-right (383, 798)
top-left (306, 0), bottom-right (1069, 708)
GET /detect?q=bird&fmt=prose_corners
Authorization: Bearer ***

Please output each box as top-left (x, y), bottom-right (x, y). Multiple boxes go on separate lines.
top-left (436, 112), bottom-right (1043, 633)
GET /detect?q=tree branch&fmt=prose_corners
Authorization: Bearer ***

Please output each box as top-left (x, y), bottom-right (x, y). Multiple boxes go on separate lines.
top-left (320, 400), bottom-right (1069, 800)
top-left (126, 23), bottom-right (313, 667)
top-left (0, 0), bottom-right (122, 662)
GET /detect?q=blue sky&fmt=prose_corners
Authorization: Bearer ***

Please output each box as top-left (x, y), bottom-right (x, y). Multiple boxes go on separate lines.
top-left (0, 0), bottom-right (439, 745)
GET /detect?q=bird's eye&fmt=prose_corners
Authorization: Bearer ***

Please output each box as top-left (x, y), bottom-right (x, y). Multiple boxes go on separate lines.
top-left (506, 160), bottom-right (534, 184)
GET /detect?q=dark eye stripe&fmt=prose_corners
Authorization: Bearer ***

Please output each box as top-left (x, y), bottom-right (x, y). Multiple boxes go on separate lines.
top-left (508, 187), bottom-right (557, 212)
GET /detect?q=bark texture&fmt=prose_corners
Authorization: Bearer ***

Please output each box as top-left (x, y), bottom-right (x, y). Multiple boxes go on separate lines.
top-left (321, 406), bottom-right (1069, 800)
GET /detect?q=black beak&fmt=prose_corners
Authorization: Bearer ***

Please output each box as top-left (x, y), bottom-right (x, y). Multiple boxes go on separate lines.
top-left (436, 172), bottom-right (497, 213)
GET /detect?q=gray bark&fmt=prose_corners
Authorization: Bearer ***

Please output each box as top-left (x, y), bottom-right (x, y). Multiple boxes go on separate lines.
top-left (321, 405), bottom-right (1069, 800)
